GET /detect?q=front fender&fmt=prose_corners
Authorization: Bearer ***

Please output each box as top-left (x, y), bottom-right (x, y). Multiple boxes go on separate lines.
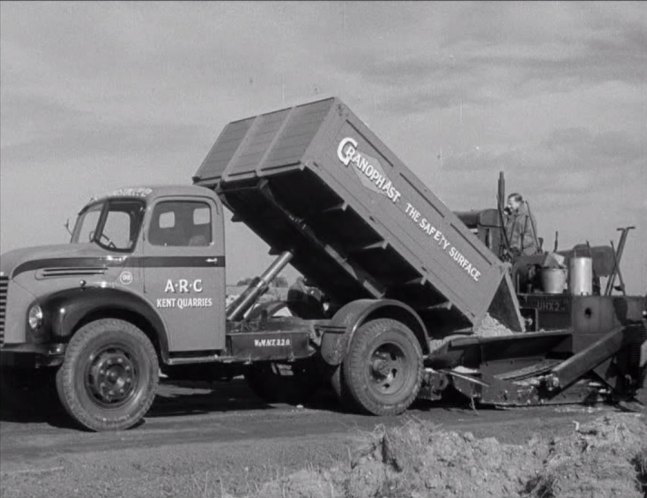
top-left (320, 299), bottom-right (429, 366)
top-left (40, 287), bottom-right (169, 362)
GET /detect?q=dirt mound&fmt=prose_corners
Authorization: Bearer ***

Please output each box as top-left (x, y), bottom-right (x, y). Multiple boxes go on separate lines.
top-left (344, 422), bottom-right (542, 498)
top-left (529, 451), bottom-right (638, 498)
top-left (634, 448), bottom-right (647, 496)
top-left (527, 415), bottom-right (647, 498)
top-left (244, 414), bottom-right (647, 498)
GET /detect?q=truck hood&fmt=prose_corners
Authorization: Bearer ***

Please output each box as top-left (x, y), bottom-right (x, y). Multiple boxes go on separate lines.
top-left (0, 243), bottom-right (119, 279)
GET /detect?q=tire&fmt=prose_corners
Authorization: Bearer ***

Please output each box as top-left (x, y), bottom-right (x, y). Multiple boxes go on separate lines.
top-left (342, 318), bottom-right (423, 416)
top-left (330, 364), bottom-right (358, 412)
top-left (244, 359), bottom-right (321, 405)
top-left (55, 319), bottom-right (159, 431)
top-left (0, 368), bottom-right (58, 415)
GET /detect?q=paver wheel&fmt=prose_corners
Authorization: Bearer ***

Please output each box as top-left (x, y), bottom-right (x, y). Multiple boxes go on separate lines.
top-left (245, 360), bottom-right (321, 405)
top-left (56, 319), bottom-right (159, 431)
top-left (341, 318), bottom-right (423, 416)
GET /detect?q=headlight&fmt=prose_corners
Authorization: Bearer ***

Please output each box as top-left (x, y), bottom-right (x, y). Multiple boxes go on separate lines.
top-left (28, 304), bottom-right (44, 330)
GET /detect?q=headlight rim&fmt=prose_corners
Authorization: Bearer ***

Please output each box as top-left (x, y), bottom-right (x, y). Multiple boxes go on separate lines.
top-left (28, 304), bottom-right (44, 331)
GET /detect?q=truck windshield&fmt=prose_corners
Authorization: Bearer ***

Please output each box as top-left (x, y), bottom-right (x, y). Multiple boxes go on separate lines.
top-left (71, 199), bottom-right (145, 252)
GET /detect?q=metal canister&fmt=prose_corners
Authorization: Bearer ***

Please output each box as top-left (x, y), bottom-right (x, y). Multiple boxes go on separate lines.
top-left (569, 256), bottom-right (593, 295)
top-left (541, 268), bottom-right (567, 294)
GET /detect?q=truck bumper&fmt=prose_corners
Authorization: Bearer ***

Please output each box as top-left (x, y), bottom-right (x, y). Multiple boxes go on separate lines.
top-left (0, 343), bottom-right (66, 369)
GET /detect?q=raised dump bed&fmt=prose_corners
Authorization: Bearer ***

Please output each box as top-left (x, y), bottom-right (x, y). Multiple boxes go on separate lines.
top-left (194, 97), bottom-right (521, 333)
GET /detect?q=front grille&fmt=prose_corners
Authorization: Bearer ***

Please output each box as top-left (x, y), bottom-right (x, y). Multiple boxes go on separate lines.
top-left (0, 275), bottom-right (7, 346)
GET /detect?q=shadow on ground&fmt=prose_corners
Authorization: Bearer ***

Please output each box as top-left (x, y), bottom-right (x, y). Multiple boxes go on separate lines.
top-left (0, 377), bottom-right (346, 428)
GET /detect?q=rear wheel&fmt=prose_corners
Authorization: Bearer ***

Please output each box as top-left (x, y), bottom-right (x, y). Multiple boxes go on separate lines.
top-left (341, 318), bottom-right (423, 416)
top-left (244, 359), bottom-right (322, 405)
top-left (56, 319), bottom-right (159, 431)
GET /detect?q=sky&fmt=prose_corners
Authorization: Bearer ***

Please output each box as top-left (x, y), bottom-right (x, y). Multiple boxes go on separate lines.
top-left (1, 1), bottom-right (646, 293)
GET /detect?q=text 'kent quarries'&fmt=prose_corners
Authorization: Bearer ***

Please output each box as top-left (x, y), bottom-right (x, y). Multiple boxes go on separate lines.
top-left (336, 137), bottom-right (482, 282)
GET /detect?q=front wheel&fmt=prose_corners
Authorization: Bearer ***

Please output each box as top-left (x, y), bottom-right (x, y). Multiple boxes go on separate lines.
top-left (341, 318), bottom-right (423, 416)
top-left (56, 319), bottom-right (159, 431)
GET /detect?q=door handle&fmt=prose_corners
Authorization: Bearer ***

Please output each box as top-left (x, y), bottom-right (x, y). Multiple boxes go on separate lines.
top-left (206, 258), bottom-right (220, 264)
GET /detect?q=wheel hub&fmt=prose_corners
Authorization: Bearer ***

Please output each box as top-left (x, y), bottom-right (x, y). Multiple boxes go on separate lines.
top-left (369, 345), bottom-right (405, 394)
top-left (87, 349), bottom-right (136, 405)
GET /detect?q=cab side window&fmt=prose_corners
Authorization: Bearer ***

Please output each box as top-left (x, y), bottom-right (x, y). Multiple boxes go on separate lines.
top-left (149, 201), bottom-right (212, 247)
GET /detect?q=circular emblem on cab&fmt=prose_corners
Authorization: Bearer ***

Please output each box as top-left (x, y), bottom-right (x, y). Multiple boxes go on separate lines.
top-left (119, 270), bottom-right (134, 286)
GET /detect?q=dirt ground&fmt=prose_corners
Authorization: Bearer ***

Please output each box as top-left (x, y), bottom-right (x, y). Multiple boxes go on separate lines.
top-left (1, 381), bottom-right (645, 498)
top-left (248, 411), bottom-right (647, 498)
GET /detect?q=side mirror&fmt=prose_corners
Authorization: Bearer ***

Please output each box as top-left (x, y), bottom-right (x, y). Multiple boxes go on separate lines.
top-left (64, 219), bottom-right (73, 236)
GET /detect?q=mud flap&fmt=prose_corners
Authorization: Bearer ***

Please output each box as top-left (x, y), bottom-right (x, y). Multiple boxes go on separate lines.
top-left (319, 326), bottom-right (349, 367)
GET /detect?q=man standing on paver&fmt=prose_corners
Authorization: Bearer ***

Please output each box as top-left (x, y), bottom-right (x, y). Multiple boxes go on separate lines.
top-left (504, 193), bottom-right (540, 257)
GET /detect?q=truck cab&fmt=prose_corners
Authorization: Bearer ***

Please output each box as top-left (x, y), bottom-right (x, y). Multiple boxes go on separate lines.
top-left (1, 185), bottom-right (239, 430)
top-left (1, 185), bottom-right (227, 368)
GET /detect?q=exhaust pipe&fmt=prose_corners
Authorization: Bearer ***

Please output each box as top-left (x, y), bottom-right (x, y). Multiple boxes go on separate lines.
top-left (226, 251), bottom-right (293, 321)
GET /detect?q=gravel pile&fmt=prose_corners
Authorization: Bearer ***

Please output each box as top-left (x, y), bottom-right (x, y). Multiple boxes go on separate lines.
top-left (473, 314), bottom-right (515, 338)
top-left (428, 313), bottom-right (514, 352)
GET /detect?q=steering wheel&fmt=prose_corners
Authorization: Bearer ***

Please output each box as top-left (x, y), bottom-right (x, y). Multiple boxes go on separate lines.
top-left (88, 230), bottom-right (116, 249)
top-left (99, 233), bottom-right (117, 249)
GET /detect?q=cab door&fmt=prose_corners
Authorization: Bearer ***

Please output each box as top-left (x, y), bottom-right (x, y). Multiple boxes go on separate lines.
top-left (142, 196), bottom-right (226, 352)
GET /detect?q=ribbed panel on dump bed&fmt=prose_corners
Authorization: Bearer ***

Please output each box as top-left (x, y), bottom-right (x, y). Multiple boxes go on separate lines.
top-left (195, 99), bottom-right (334, 182)
top-left (194, 97), bottom-right (513, 327)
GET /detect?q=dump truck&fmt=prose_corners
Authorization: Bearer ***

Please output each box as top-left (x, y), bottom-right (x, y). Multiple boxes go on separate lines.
top-left (1, 97), bottom-right (645, 431)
